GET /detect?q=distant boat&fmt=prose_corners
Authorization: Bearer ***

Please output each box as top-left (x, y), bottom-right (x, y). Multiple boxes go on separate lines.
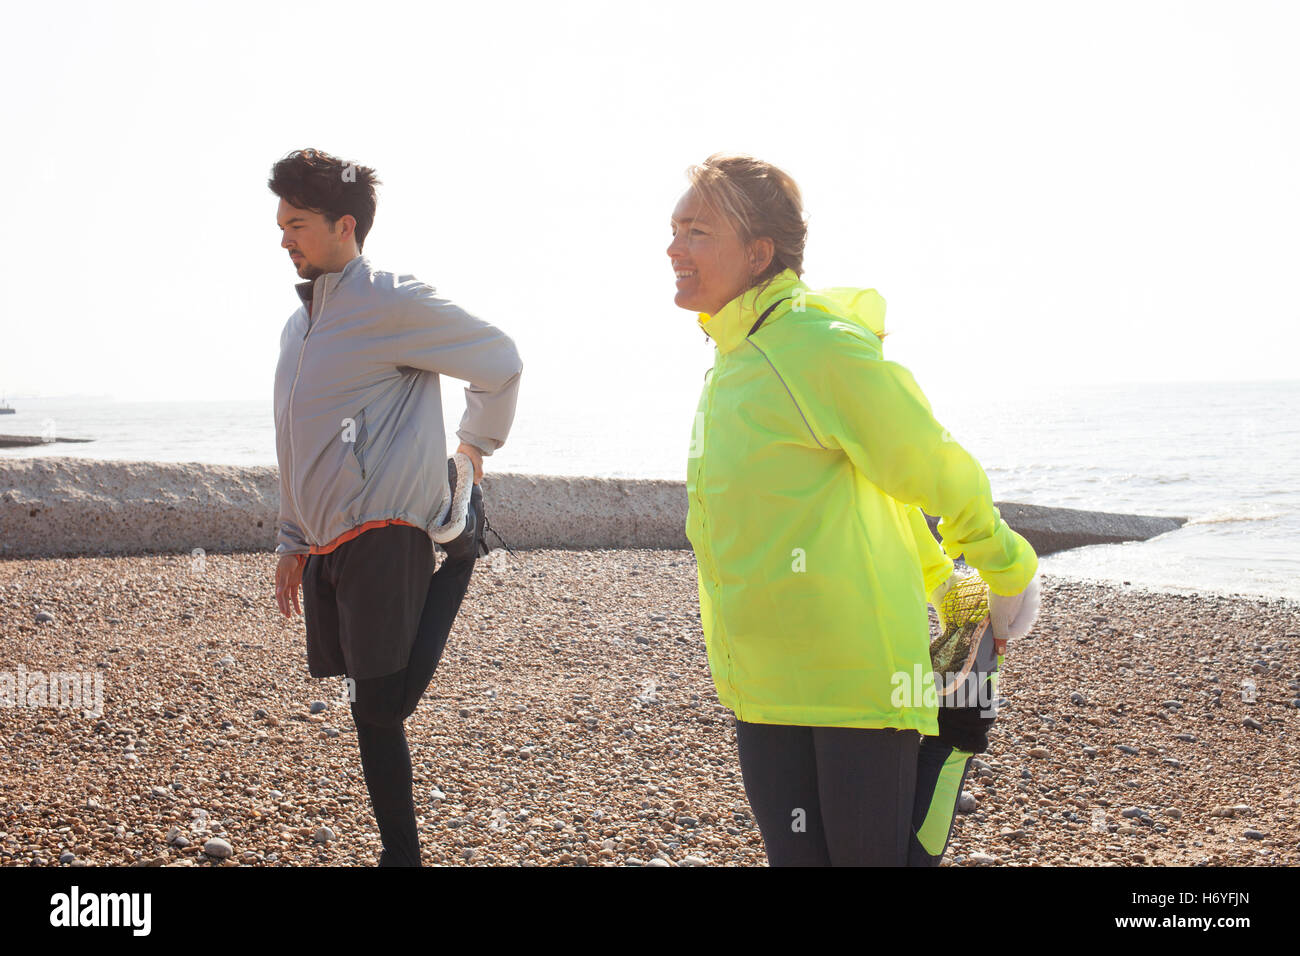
top-left (0, 394), bottom-right (13, 414)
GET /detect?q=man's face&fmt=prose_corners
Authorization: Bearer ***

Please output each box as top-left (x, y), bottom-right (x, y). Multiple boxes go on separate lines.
top-left (666, 188), bottom-right (755, 316)
top-left (277, 197), bottom-right (340, 280)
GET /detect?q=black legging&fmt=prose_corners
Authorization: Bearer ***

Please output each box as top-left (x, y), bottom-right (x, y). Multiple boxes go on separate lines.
top-left (735, 720), bottom-right (974, 866)
top-left (348, 548), bottom-right (476, 867)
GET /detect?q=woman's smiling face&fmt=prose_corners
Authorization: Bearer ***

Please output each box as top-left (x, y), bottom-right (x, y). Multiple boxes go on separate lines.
top-left (667, 189), bottom-right (769, 316)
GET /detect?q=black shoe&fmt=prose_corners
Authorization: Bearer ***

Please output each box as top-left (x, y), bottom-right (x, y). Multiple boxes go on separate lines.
top-left (440, 483), bottom-right (485, 565)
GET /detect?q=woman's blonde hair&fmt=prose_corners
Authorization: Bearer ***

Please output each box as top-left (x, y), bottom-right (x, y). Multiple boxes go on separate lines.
top-left (685, 153), bottom-right (807, 290)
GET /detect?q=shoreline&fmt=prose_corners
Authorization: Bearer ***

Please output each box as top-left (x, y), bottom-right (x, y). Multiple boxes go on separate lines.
top-left (1, 549), bottom-right (1297, 867)
top-left (1016, 568), bottom-right (1300, 609)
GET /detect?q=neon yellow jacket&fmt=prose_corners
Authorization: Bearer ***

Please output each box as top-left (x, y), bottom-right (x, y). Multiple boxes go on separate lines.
top-left (684, 269), bottom-right (1037, 732)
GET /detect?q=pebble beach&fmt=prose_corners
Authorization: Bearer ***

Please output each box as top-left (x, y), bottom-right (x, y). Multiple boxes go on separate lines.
top-left (1, 548), bottom-right (1297, 867)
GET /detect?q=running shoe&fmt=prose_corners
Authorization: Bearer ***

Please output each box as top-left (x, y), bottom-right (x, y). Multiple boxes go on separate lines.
top-left (430, 453), bottom-right (474, 545)
top-left (440, 482), bottom-right (486, 564)
top-left (929, 571), bottom-right (993, 701)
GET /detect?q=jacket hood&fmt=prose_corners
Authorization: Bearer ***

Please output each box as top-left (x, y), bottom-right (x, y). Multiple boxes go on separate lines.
top-left (815, 286), bottom-right (887, 338)
top-left (698, 269), bottom-right (887, 353)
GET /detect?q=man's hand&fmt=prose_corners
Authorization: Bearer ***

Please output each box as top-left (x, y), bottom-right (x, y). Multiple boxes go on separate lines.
top-left (275, 553), bottom-right (304, 617)
top-left (457, 442), bottom-right (485, 484)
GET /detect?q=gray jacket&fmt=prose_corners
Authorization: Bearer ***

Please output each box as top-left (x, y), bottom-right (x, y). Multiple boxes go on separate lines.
top-left (273, 255), bottom-right (522, 556)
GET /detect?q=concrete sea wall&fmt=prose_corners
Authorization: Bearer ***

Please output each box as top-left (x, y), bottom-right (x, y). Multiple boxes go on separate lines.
top-left (0, 457), bottom-right (1185, 559)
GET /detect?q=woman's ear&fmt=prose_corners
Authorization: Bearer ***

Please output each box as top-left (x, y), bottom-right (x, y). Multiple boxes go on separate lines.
top-left (749, 237), bottom-right (775, 276)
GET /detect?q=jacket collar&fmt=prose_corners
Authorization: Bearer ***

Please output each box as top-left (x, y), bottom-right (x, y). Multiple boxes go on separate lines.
top-left (698, 269), bottom-right (805, 354)
top-left (295, 254), bottom-right (369, 308)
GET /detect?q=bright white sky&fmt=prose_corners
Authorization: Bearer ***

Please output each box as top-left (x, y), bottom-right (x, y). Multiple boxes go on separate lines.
top-left (1, 0), bottom-right (1296, 410)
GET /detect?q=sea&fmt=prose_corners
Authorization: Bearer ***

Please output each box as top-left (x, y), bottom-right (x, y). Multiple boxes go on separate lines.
top-left (2, 379), bottom-right (1297, 603)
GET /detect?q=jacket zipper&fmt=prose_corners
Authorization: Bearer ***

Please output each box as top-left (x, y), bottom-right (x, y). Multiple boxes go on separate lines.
top-left (286, 277), bottom-right (330, 545)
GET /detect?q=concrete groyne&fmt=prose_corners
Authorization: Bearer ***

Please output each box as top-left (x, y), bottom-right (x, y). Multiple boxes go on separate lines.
top-left (0, 457), bottom-right (1185, 559)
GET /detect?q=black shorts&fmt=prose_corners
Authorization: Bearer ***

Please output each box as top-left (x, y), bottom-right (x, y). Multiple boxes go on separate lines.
top-left (302, 523), bottom-right (434, 680)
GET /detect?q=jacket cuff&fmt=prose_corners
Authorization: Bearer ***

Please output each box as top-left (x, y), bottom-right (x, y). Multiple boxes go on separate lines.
top-left (456, 429), bottom-right (500, 456)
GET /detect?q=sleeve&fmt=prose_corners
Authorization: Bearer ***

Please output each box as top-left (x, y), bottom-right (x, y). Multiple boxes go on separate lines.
top-left (275, 469), bottom-right (310, 558)
top-left (906, 504), bottom-right (955, 598)
top-left (275, 519), bottom-right (310, 559)
top-left (811, 328), bottom-right (1037, 596)
top-left (392, 282), bottom-right (523, 456)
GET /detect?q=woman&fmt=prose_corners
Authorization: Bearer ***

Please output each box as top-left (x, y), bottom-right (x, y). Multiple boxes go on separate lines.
top-left (671, 154), bottom-right (1041, 866)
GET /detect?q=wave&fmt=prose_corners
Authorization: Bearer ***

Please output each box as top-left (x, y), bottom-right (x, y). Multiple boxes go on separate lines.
top-left (1187, 510), bottom-right (1288, 526)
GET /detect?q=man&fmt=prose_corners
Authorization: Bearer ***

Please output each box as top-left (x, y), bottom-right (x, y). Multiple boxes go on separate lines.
top-left (269, 148), bottom-right (523, 866)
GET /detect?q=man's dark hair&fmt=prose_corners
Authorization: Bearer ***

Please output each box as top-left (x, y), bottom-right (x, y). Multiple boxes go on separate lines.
top-left (268, 148), bottom-right (381, 251)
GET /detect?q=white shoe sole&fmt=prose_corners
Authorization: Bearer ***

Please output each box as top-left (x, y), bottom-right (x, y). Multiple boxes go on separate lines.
top-left (430, 453), bottom-right (474, 544)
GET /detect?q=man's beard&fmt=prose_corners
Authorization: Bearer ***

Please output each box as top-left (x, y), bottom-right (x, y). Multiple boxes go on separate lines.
top-left (298, 259), bottom-right (326, 280)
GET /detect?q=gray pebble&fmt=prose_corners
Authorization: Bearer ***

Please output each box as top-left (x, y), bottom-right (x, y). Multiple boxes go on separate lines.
top-left (645, 858), bottom-right (671, 867)
top-left (1068, 691), bottom-right (1087, 705)
top-left (202, 838), bottom-right (233, 859)
top-left (59, 851), bottom-right (75, 863)
top-left (309, 701), bottom-right (328, 714)
top-left (1117, 745), bottom-right (1140, 755)
top-left (1243, 717), bottom-right (1263, 730)
top-left (36, 610), bottom-right (55, 623)
top-left (313, 826), bottom-right (334, 844)
top-left (1244, 829), bottom-right (1267, 840)
top-left (958, 791), bottom-right (977, 813)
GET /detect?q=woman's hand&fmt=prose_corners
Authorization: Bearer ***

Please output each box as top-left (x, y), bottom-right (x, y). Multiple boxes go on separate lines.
top-left (456, 442), bottom-right (485, 484)
top-left (989, 576), bottom-right (1041, 653)
top-left (275, 553), bottom-right (304, 617)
